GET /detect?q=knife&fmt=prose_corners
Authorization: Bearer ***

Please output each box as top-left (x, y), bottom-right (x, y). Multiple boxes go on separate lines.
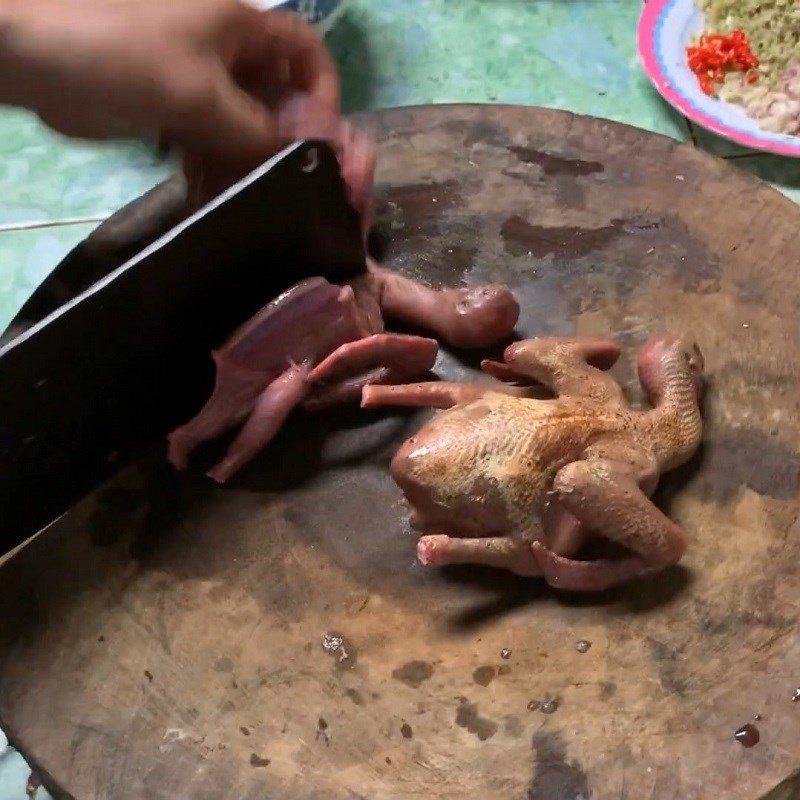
top-left (0, 140), bottom-right (365, 553)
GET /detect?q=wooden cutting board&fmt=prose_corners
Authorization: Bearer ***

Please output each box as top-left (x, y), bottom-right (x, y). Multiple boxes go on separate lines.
top-left (1, 105), bottom-right (799, 800)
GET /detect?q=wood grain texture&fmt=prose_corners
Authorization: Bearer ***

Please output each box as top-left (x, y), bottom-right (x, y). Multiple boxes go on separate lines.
top-left (1, 105), bottom-right (799, 800)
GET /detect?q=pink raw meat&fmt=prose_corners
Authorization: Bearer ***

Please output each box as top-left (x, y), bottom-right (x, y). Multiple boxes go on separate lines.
top-left (168, 115), bottom-right (519, 483)
top-left (168, 260), bottom-right (519, 482)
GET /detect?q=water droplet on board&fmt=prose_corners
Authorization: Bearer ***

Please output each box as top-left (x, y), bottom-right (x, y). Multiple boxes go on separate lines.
top-left (322, 633), bottom-right (343, 653)
top-left (792, 687), bottom-right (800, 703)
top-left (540, 698), bottom-right (559, 715)
top-left (316, 717), bottom-right (330, 745)
top-left (575, 640), bottom-right (592, 654)
top-left (500, 648), bottom-right (512, 660)
top-left (527, 700), bottom-right (541, 711)
top-left (734, 723), bottom-right (760, 748)
top-left (321, 631), bottom-right (357, 669)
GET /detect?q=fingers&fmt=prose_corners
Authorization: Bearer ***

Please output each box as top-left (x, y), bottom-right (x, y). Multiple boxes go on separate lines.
top-left (5, 0), bottom-right (348, 208)
top-left (179, 7), bottom-right (340, 202)
top-left (164, 59), bottom-right (280, 167)
top-left (265, 11), bottom-right (339, 116)
top-left (232, 9), bottom-right (339, 118)
top-left (338, 123), bottom-right (376, 234)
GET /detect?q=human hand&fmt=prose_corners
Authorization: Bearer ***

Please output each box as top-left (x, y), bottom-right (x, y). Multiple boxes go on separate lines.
top-left (278, 93), bottom-right (376, 235)
top-left (0, 0), bottom-right (340, 200)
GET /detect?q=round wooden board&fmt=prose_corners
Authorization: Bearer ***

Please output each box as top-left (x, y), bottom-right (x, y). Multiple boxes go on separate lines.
top-left (1, 105), bottom-right (799, 800)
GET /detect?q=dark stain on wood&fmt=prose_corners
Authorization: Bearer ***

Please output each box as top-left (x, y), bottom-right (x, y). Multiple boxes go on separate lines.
top-left (366, 225), bottom-right (390, 262)
top-left (697, 606), bottom-right (789, 638)
top-left (648, 638), bottom-right (688, 696)
top-left (528, 731), bottom-right (590, 800)
top-left (375, 212), bottom-right (485, 285)
top-left (392, 660), bottom-right (434, 688)
top-left (502, 167), bottom-right (588, 210)
top-left (448, 118), bottom-right (508, 149)
top-left (249, 753), bottom-right (270, 768)
top-left (344, 688), bottom-right (365, 706)
top-left (504, 715), bottom-right (524, 738)
top-left (501, 213), bottom-right (721, 316)
top-left (697, 429), bottom-right (800, 502)
top-left (500, 216), bottom-right (621, 259)
top-left (382, 180), bottom-right (461, 231)
top-left (508, 146), bottom-right (604, 177)
top-left (455, 700), bottom-right (498, 741)
top-left (440, 244), bottom-right (477, 275)
top-left (598, 681), bottom-right (616, 700)
top-left (472, 665), bottom-right (496, 686)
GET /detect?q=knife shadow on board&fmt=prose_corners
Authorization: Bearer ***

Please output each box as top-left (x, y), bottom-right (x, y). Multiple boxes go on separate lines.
top-left (0, 140), bottom-right (366, 554)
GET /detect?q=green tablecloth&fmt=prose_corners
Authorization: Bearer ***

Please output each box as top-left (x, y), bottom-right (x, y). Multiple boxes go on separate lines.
top-left (1, 1), bottom-right (798, 796)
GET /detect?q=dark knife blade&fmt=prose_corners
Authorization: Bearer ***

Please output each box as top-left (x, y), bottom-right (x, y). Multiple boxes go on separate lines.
top-left (0, 140), bottom-right (365, 552)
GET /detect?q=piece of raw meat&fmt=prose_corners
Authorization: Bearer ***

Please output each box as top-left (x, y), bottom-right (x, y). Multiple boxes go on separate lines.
top-left (362, 336), bottom-right (704, 591)
top-left (169, 110), bottom-right (519, 482)
top-left (168, 260), bottom-right (519, 482)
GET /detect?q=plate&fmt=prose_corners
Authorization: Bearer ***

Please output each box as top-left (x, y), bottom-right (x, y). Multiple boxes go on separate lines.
top-left (638, 0), bottom-right (800, 157)
top-left (250, 0), bottom-right (350, 35)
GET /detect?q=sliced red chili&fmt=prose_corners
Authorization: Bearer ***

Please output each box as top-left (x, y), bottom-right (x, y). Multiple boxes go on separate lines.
top-left (686, 29), bottom-right (759, 95)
